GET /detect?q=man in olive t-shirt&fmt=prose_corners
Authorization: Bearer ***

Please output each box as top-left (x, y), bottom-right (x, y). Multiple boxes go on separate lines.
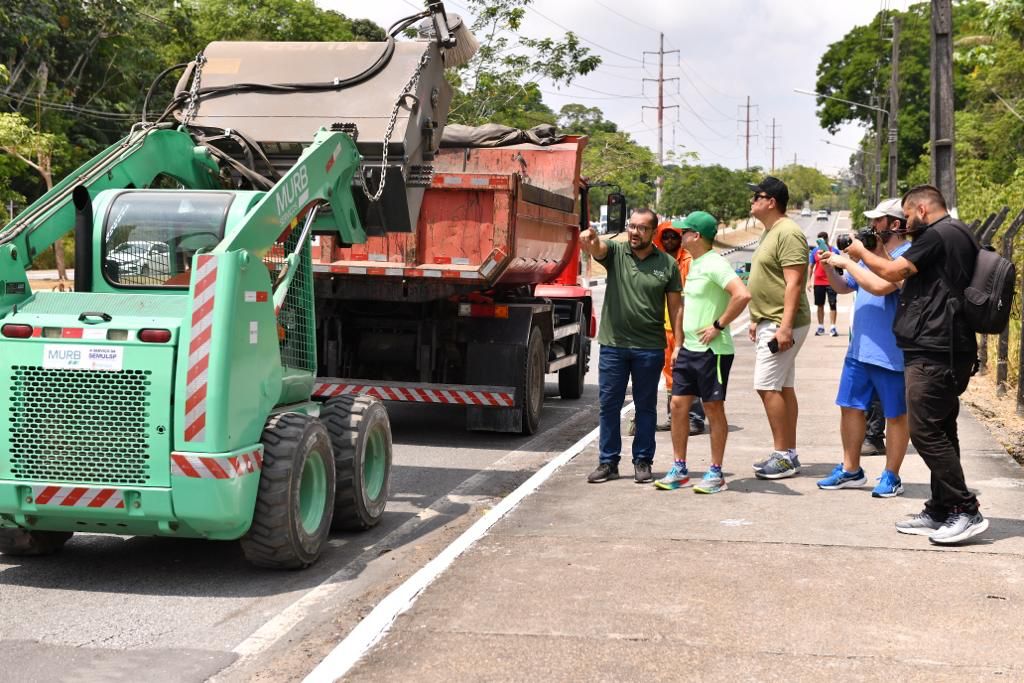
top-left (579, 208), bottom-right (682, 484)
top-left (746, 176), bottom-right (811, 480)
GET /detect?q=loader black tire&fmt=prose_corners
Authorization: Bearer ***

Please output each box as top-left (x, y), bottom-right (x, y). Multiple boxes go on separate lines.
top-left (320, 395), bottom-right (392, 531)
top-left (558, 330), bottom-right (589, 400)
top-left (240, 413), bottom-right (335, 569)
top-left (519, 327), bottom-right (545, 434)
top-left (0, 529), bottom-right (73, 556)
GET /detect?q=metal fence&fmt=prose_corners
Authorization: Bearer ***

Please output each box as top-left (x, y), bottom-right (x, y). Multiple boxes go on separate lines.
top-left (970, 206), bottom-right (1024, 415)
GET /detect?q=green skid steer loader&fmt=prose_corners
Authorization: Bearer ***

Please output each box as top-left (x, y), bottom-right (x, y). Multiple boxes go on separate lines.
top-left (0, 2), bottom-right (470, 568)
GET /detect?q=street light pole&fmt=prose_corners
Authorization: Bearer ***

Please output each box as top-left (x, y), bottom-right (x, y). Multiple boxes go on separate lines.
top-left (796, 88), bottom-right (897, 203)
top-left (888, 17), bottom-right (901, 197)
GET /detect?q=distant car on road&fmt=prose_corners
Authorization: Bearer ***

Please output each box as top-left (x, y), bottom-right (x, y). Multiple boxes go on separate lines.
top-left (800, 207), bottom-right (812, 217)
top-left (816, 210), bottom-right (828, 221)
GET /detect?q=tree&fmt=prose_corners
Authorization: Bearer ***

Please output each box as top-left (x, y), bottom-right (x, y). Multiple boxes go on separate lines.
top-left (582, 130), bottom-right (658, 218)
top-left (773, 164), bottom-right (833, 207)
top-left (0, 113), bottom-right (69, 278)
top-left (814, 2), bottom-right (986, 189)
top-left (446, 0), bottom-right (600, 127)
top-left (660, 165), bottom-right (757, 223)
top-left (558, 104), bottom-right (618, 135)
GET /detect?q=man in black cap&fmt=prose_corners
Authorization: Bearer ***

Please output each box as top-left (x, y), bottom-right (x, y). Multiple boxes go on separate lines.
top-left (746, 176), bottom-right (812, 480)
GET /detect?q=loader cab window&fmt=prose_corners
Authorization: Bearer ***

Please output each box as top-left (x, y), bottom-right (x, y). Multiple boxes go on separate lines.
top-left (102, 191), bottom-right (232, 288)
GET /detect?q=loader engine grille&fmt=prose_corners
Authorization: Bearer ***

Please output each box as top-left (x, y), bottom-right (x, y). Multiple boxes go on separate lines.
top-left (7, 366), bottom-right (154, 485)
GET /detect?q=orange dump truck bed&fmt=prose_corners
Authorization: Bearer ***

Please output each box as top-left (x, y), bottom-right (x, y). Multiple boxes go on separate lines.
top-left (313, 137), bottom-right (586, 297)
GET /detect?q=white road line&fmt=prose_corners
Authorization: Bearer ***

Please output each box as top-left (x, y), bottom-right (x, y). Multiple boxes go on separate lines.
top-left (303, 402), bottom-right (636, 682)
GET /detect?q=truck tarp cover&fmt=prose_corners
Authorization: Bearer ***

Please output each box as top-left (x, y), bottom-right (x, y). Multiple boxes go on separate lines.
top-left (440, 123), bottom-right (566, 148)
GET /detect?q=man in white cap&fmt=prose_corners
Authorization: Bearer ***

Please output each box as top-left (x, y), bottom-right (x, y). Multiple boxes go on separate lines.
top-left (817, 197), bottom-right (911, 498)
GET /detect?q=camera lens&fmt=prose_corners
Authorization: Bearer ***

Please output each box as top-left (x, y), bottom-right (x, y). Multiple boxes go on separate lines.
top-left (836, 234), bottom-right (852, 250)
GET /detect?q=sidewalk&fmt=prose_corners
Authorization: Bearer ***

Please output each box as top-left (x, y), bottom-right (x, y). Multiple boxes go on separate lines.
top-left (346, 327), bottom-right (1024, 681)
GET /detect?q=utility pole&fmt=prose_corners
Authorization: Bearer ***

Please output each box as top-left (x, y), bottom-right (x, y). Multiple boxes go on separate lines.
top-left (931, 0), bottom-right (956, 210)
top-left (738, 96), bottom-right (757, 171)
top-left (768, 118), bottom-right (780, 172)
top-left (642, 33), bottom-right (679, 209)
top-left (872, 95), bottom-right (883, 206)
top-left (888, 16), bottom-right (901, 197)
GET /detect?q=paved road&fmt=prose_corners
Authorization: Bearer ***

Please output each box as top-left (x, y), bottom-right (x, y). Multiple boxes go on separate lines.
top-left (3, 218), bottom-right (843, 682)
top-left (0, 292), bottom-right (608, 682)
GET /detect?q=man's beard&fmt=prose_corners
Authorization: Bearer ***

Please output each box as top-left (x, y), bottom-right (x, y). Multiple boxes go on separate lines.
top-left (630, 235), bottom-right (653, 250)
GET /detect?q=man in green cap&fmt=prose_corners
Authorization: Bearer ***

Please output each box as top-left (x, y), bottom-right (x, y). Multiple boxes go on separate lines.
top-left (654, 211), bottom-right (751, 493)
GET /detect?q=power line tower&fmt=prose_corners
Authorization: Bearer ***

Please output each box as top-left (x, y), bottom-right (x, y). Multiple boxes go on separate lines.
top-left (642, 33), bottom-right (679, 209)
top-left (768, 118), bottom-right (781, 172)
top-left (737, 96), bottom-right (758, 171)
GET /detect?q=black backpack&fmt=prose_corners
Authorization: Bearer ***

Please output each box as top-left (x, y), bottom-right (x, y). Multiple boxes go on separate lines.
top-left (950, 220), bottom-right (1017, 334)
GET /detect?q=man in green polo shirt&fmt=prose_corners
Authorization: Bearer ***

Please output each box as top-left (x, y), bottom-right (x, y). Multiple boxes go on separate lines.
top-left (654, 211), bottom-right (751, 494)
top-left (580, 207), bottom-right (683, 484)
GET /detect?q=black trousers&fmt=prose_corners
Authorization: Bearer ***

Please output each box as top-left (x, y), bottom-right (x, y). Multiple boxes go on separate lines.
top-left (865, 398), bottom-right (884, 442)
top-left (905, 359), bottom-right (978, 516)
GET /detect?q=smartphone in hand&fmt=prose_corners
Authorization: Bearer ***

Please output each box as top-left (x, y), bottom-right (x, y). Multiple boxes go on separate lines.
top-left (816, 237), bottom-right (829, 253)
top-left (767, 338), bottom-right (780, 354)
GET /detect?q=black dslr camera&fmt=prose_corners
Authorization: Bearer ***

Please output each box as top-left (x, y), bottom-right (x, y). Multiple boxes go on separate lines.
top-left (836, 227), bottom-right (877, 252)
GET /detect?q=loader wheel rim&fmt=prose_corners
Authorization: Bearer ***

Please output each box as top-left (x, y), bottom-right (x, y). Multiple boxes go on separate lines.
top-left (363, 427), bottom-right (388, 502)
top-left (299, 450), bottom-right (328, 534)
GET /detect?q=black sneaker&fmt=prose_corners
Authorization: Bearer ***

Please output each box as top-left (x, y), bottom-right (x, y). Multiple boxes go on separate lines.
top-left (861, 438), bottom-right (885, 456)
top-left (587, 463), bottom-right (619, 483)
top-left (634, 461), bottom-right (653, 483)
top-left (689, 418), bottom-right (706, 436)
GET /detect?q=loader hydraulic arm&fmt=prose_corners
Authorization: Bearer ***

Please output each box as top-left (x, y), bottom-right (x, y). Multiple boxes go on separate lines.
top-left (0, 126), bottom-right (222, 269)
top-left (215, 128), bottom-right (365, 255)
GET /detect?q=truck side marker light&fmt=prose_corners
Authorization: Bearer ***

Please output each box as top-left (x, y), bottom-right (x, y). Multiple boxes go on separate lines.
top-left (1, 324), bottom-right (33, 338)
top-left (138, 329), bottom-right (172, 343)
top-left (244, 291), bottom-right (269, 303)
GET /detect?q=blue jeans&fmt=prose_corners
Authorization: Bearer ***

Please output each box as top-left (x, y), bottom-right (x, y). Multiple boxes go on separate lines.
top-left (598, 345), bottom-right (664, 465)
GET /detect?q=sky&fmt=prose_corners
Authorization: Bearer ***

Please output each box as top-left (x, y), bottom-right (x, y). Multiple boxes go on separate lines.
top-left (326, 0), bottom-right (910, 178)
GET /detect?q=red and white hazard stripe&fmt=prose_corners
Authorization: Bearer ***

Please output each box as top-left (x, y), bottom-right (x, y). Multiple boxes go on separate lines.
top-left (31, 486), bottom-right (125, 509)
top-left (171, 449), bottom-right (264, 480)
top-left (312, 381), bottom-right (514, 407)
top-left (185, 255), bottom-right (217, 442)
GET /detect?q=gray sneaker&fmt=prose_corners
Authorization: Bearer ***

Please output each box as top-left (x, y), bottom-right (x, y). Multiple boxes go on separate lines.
top-left (753, 450), bottom-right (787, 472)
top-left (894, 511), bottom-right (945, 536)
top-left (634, 461), bottom-right (654, 484)
top-left (929, 510), bottom-right (989, 545)
top-left (754, 453), bottom-right (800, 479)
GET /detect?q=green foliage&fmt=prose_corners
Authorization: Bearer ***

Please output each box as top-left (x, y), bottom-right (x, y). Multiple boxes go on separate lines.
top-left (558, 104), bottom-right (618, 135)
top-left (582, 130), bottom-right (657, 218)
top-left (446, 0), bottom-right (599, 127)
top-left (660, 165), bottom-right (758, 223)
top-left (773, 164), bottom-right (833, 206)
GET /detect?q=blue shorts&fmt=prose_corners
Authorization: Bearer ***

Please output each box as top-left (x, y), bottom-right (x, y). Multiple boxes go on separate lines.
top-left (835, 356), bottom-right (906, 418)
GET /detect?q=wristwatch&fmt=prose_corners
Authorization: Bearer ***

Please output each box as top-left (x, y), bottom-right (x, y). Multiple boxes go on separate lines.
top-left (712, 319), bottom-right (725, 331)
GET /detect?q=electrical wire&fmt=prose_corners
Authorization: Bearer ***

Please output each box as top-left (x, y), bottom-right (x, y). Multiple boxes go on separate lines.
top-left (0, 91), bottom-right (136, 120)
top-left (591, 0), bottom-right (661, 35)
top-left (525, 5), bottom-right (643, 64)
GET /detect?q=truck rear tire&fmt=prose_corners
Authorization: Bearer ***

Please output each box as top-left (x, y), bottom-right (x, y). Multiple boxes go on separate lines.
top-left (557, 331), bottom-right (589, 400)
top-left (240, 413), bottom-right (336, 569)
top-left (519, 327), bottom-right (545, 435)
top-left (320, 395), bottom-right (392, 531)
top-left (0, 529), bottom-right (73, 556)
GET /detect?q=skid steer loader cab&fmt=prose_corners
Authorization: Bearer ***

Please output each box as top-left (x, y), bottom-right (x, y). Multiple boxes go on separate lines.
top-left (99, 190), bottom-right (232, 288)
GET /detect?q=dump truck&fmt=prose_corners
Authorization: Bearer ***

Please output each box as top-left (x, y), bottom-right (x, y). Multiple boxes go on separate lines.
top-left (0, 2), bottom-right (473, 567)
top-left (308, 134), bottom-right (595, 434)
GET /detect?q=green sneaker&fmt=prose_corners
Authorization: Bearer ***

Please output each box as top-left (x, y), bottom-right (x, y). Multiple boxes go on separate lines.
top-left (694, 470), bottom-right (727, 494)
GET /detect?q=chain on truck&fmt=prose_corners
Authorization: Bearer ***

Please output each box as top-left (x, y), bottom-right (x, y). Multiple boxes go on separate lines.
top-left (0, 2), bottom-right (603, 567)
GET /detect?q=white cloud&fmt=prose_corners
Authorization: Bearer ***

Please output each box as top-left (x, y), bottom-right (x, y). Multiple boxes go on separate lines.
top-left (327, 0), bottom-right (909, 178)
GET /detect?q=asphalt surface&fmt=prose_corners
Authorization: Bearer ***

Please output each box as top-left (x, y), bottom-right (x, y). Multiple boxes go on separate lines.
top-left (0, 214), bottom-right (851, 681)
top-left (0, 299), bottom-right (607, 682)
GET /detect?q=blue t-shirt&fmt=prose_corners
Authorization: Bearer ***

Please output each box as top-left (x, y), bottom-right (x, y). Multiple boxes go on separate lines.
top-left (844, 242), bottom-right (911, 371)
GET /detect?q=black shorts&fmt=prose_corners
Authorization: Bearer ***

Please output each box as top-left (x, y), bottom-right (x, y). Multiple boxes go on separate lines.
top-left (813, 284), bottom-right (837, 309)
top-left (671, 348), bottom-right (734, 401)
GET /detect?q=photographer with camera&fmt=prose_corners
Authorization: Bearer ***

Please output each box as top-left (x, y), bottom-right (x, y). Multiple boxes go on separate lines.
top-left (817, 198), bottom-right (910, 499)
top-left (841, 185), bottom-right (987, 545)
